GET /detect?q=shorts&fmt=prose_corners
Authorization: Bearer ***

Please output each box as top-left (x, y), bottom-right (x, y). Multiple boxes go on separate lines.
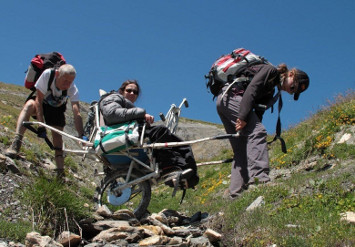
top-left (43, 103), bottom-right (67, 127)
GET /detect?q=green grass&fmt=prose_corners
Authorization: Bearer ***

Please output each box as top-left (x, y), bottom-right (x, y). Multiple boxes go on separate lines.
top-left (269, 91), bottom-right (355, 169)
top-left (0, 82), bottom-right (96, 242)
top-left (20, 176), bottom-right (91, 237)
top-left (150, 92), bottom-right (355, 246)
top-left (0, 219), bottom-right (33, 243)
top-left (1, 82), bottom-right (354, 245)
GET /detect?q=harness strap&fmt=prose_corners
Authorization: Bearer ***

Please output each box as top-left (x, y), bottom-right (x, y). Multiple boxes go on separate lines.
top-left (124, 124), bottom-right (135, 146)
top-left (47, 69), bottom-right (56, 91)
top-left (47, 69), bottom-right (67, 96)
top-left (25, 88), bottom-right (36, 103)
top-left (99, 140), bottom-right (108, 154)
top-left (25, 69), bottom-right (67, 104)
top-left (98, 128), bottom-right (109, 154)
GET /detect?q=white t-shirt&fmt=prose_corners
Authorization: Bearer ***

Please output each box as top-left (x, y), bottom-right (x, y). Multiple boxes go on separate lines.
top-left (35, 69), bottom-right (80, 107)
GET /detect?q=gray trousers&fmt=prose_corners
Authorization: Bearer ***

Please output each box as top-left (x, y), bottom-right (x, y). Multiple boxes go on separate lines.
top-left (216, 87), bottom-right (270, 196)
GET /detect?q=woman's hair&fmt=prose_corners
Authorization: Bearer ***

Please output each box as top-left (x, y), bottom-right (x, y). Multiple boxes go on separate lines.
top-left (277, 63), bottom-right (309, 85)
top-left (118, 79), bottom-right (141, 97)
top-left (277, 63), bottom-right (289, 83)
top-left (277, 63), bottom-right (310, 100)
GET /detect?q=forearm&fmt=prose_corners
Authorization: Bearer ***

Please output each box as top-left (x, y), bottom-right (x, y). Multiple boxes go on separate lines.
top-left (35, 98), bottom-right (45, 123)
top-left (72, 102), bottom-right (84, 137)
top-left (74, 114), bottom-right (84, 137)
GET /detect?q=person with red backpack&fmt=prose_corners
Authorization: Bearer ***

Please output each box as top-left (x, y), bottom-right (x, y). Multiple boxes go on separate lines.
top-left (214, 54), bottom-right (309, 200)
top-left (5, 64), bottom-right (86, 178)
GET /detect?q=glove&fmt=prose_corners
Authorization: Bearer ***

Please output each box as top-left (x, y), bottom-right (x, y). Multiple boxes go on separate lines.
top-left (82, 136), bottom-right (89, 141)
top-left (37, 127), bottom-right (47, 138)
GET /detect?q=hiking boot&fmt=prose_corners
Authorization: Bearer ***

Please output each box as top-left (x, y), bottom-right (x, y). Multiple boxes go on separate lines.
top-left (247, 179), bottom-right (270, 190)
top-left (5, 134), bottom-right (23, 158)
top-left (223, 188), bottom-right (240, 201)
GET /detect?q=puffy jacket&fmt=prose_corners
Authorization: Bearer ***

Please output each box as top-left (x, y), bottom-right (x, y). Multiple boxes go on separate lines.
top-left (99, 91), bottom-right (146, 126)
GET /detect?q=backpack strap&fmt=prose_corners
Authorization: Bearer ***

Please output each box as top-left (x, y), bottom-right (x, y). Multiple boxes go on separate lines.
top-left (267, 91), bottom-right (287, 153)
top-left (47, 69), bottom-right (55, 91)
top-left (25, 89), bottom-right (37, 103)
top-left (25, 69), bottom-right (57, 103)
top-left (47, 69), bottom-right (67, 97)
top-left (220, 76), bottom-right (251, 99)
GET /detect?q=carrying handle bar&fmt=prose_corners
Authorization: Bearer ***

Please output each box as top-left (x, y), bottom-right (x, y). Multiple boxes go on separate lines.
top-left (142, 133), bottom-right (240, 149)
top-left (22, 121), bottom-right (93, 147)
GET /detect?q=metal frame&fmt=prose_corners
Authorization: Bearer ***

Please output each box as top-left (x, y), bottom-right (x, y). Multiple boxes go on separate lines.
top-left (22, 98), bottom-right (238, 195)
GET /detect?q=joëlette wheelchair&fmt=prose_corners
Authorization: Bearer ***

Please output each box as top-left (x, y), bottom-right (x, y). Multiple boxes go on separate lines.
top-left (23, 96), bottom-right (237, 219)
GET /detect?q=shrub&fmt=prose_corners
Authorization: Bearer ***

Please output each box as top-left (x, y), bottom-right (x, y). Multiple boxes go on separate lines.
top-left (21, 176), bottom-right (90, 236)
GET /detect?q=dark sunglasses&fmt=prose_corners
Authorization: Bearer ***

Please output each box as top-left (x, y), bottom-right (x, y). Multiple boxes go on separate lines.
top-left (125, 88), bottom-right (138, 95)
top-left (290, 85), bottom-right (295, 93)
top-left (290, 81), bottom-right (298, 94)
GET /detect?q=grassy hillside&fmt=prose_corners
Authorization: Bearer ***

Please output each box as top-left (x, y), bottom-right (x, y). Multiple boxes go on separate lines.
top-left (0, 82), bottom-right (354, 246)
top-left (145, 91), bottom-right (355, 246)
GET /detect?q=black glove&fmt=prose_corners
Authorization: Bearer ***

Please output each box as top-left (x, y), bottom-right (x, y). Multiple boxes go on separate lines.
top-left (37, 127), bottom-right (47, 138)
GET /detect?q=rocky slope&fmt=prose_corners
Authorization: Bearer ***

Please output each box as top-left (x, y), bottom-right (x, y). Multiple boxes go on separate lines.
top-left (0, 82), bottom-right (233, 246)
top-left (1, 82), bottom-right (354, 246)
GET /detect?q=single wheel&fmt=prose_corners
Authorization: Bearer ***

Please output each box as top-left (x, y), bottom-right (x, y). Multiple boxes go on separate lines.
top-left (94, 169), bottom-right (151, 219)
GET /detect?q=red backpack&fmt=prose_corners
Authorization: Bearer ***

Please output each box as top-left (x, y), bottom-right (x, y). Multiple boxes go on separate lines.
top-left (205, 48), bottom-right (269, 97)
top-left (24, 52), bottom-right (66, 91)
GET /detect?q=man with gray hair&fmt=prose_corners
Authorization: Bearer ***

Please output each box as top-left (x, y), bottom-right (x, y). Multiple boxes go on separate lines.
top-left (6, 64), bottom-right (85, 178)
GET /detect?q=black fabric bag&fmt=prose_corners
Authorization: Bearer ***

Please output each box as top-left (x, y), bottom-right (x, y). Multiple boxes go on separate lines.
top-left (145, 125), bottom-right (199, 188)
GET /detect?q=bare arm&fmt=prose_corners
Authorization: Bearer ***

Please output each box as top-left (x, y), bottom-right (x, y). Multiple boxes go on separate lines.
top-left (35, 90), bottom-right (45, 123)
top-left (71, 101), bottom-right (84, 137)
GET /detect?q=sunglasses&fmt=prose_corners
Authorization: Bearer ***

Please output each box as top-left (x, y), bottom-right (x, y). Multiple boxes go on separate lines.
top-left (125, 89), bottom-right (138, 95)
top-left (290, 80), bottom-right (299, 94)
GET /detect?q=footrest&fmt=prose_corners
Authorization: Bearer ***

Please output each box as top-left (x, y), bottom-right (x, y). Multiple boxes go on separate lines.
top-left (163, 168), bottom-right (193, 190)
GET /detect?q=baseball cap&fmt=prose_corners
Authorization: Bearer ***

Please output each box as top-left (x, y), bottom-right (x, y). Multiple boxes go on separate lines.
top-left (294, 70), bottom-right (310, 101)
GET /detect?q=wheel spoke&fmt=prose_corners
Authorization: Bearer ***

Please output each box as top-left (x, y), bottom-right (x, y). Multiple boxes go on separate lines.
top-left (94, 169), bottom-right (152, 219)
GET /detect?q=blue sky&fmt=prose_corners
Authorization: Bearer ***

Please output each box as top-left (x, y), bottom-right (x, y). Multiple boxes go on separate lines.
top-left (1, 1), bottom-right (354, 134)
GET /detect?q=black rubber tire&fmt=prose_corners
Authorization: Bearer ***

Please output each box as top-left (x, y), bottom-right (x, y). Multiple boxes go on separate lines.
top-left (94, 169), bottom-right (151, 219)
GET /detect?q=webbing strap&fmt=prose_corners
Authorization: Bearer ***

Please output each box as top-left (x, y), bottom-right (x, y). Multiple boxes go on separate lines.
top-left (25, 89), bottom-right (36, 103)
top-left (47, 69), bottom-right (67, 97)
top-left (99, 141), bottom-right (108, 154)
top-left (25, 69), bottom-right (67, 104)
top-left (267, 93), bottom-right (287, 153)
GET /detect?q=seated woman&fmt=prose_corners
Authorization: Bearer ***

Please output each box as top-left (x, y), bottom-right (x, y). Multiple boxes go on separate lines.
top-left (99, 80), bottom-right (199, 189)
